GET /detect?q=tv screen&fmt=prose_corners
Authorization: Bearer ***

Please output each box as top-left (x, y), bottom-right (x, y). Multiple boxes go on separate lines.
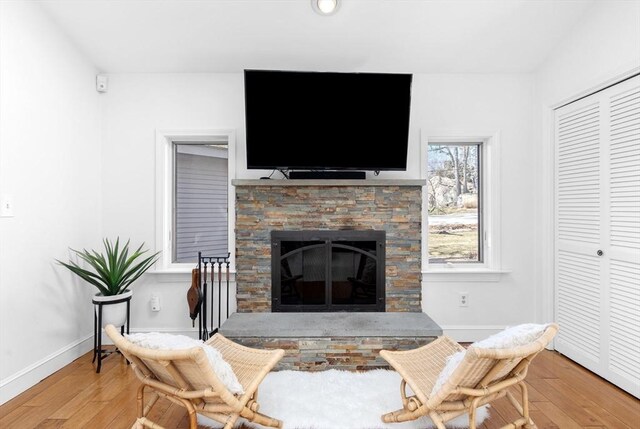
top-left (244, 69), bottom-right (412, 171)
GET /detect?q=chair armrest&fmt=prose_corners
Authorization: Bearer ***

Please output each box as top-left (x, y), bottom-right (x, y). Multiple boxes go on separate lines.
top-left (380, 336), bottom-right (465, 404)
top-left (206, 334), bottom-right (284, 390)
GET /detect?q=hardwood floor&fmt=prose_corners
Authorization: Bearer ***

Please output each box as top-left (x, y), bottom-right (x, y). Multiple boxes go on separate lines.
top-left (1, 348), bottom-right (638, 428)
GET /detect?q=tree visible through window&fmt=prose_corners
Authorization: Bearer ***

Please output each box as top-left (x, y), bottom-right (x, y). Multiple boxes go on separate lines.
top-left (427, 143), bottom-right (482, 263)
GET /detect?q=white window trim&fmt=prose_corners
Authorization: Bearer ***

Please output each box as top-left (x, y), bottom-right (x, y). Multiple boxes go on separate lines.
top-left (421, 131), bottom-right (508, 281)
top-left (154, 129), bottom-right (236, 273)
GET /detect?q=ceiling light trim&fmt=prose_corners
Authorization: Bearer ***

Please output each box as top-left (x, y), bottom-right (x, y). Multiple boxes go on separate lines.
top-left (311, 0), bottom-right (340, 16)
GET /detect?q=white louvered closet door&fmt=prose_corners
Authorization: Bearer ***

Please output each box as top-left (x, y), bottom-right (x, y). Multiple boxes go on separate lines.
top-left (555, 74), bottom-right (640, 398)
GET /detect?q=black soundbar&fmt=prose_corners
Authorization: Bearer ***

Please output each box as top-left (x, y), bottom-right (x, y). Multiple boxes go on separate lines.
top-left (289, 171), bottom-right (366, 180)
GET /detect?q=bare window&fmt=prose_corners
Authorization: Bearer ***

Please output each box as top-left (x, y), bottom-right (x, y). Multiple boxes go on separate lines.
top-left (427, 143), bottom-right (482, 264)
top-left (173, 143), bottom-right (228, 263)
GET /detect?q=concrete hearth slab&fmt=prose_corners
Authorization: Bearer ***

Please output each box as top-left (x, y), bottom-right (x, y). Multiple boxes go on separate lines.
top-left (220, 312), bottom-right (442, 338)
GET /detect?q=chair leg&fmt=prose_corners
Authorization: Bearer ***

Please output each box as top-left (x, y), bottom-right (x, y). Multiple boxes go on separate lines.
top-left (505, 382), bottom-right (535, 429)
top-left (185, 405), bottom-right (198, 429)
top-left (239, 406), bottom-right (283, 428)
top-left (223, 413), bottom-right (241, 429)
top-left (134, 385), bottom-right (168, 429)
top-left (138, 387), bottom-right (160, 422)
top-left (382, 407), bottom-right (425, 424)
top-left (428, 411), bottom-right (448, 429)
top-left (468, 397), bottom-right (482, 429)
top-left (138, 416), bottom-right (169, 428)
top-left (137, 384), bottom-right (146, 420)
top-left (518, 382), bottom-right (535, 428)
top-left (171, 397), bottom-right (199, 429)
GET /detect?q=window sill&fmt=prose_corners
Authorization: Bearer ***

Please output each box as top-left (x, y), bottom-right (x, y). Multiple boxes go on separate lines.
top-left (149, 268), bottom-right (236, 283)
top-left (422, 269), bottom-right (509, 282)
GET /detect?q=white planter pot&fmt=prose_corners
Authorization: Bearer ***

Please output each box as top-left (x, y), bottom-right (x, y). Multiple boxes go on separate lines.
top-left (93, 289), bottom-right (132, 328)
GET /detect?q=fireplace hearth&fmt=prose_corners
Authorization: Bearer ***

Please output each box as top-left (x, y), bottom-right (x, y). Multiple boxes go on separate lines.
top-left (271, 230), bottom-right (385, 312)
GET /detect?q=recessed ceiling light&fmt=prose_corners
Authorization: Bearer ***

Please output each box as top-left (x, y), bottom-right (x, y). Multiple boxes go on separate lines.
top-left (312, 0), bottom-right (340, 16)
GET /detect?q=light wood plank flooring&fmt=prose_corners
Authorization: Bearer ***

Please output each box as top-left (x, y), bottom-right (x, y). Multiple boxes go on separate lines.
top-left (1, 348), bottom-right (638, 428)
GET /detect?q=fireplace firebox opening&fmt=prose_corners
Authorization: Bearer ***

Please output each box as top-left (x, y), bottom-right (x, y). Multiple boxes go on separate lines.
top-left (271, 230), bottom-right (385, 312)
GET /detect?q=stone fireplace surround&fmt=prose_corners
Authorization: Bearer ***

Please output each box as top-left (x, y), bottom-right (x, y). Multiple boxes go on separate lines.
top-left (226, 179), bottom-right (439, 371)
top-left (232, 179), bottom-right (425, 313)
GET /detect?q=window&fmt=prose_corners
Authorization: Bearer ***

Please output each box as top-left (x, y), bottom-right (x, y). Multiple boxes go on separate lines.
top-left (156, 130), bottom-right (235, 271)
top-left (427, 142), bottom-right (482, 264)
top-left (173, 143), bottom-right (228, 263)
top-left (422, 133), bottom-right (502, 276)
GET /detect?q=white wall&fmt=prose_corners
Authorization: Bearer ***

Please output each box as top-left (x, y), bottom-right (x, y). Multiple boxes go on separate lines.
top-left (100, 74), bottom-right (243, 333)
top-left (1, 0), bottom-right (635, 408)
top-left (536, 1), bottom-right (640, 105)
top-left (101, 72), bottom-right (536, 341)
top-left (533, 1), bottom-right (640, 325)
top-left (0, 2), bottom-right (102, 403)
top-left (415, 74), bottom-right (537, 340)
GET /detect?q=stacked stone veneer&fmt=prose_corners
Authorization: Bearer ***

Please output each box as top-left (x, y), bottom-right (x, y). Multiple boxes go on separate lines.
top-left (234, 183), bottom-right (423, 312)
top-left (232, 336), bottom-right (434, 371)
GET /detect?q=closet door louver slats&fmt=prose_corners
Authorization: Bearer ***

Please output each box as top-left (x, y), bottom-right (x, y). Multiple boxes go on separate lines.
top-left (556, 249), bottom-right (601, 361)
top-left (610, 86), bottom-right (640, 250)
top-left (557, 102), bottom-right (601, 245)
top-left (607, 82), bottom-right (640, 392)
top-left (555, 75), bottom-right (640, 398)
top-left (555, 98), bottom-right (603, 368)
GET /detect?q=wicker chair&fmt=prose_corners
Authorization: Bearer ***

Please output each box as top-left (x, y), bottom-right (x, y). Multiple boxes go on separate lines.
top-left (105, 324), bottom-right (284, 429)
top-left (380, 323), bottom-right (559, 429)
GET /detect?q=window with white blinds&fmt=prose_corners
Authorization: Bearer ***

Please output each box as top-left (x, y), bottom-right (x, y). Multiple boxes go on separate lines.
top-left (173, 143), bottom-right (228, 263)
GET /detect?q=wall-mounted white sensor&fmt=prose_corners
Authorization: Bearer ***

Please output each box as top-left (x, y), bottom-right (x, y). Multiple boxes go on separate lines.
top-left (96, 75), bottom-right (108, 93)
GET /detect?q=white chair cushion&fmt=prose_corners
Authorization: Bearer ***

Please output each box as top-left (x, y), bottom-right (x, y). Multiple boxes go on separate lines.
top-left (430, 323), bottom-right (549, 396)
top-left (125, 332), bottom-right (244, 394)
top-left (472, 323), bottom-right (550, 349)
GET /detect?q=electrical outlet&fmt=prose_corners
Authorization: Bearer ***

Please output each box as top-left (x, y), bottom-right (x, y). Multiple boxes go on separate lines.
top-left (150, 296), bottom-right (161, 312)
top-left (459, 292), bottom-right (469, 307)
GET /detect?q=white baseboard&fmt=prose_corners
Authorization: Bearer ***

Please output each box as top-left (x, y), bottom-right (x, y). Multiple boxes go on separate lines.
top-left (0, 335), bottom-right (93, 405)
top-left (1, 327), bottom-right (205, 405)
top-left (440, 325), bottom-right (506, 342)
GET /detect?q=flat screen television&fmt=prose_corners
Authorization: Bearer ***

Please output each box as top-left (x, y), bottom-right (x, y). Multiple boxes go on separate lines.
top-left (244, 69), bottom-right (412, 171)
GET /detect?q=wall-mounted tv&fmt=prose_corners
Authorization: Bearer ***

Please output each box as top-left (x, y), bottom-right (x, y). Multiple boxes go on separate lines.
top-left (244, 69), bottom-right (412, 171)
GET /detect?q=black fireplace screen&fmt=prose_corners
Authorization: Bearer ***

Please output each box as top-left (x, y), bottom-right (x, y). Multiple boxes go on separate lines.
top-left (271, 230), bottom-right (385, 312)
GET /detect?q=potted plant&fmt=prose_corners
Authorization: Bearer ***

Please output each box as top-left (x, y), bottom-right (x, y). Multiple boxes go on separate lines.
top-left (56, 237), bottom-right (160, 327)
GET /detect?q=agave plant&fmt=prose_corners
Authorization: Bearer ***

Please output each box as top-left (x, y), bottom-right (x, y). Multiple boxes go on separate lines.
top-left (56, 238), bottom-right (160, 296)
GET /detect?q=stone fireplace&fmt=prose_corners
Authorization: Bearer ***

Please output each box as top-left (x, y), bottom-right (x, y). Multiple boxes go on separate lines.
top-left (232, 179), bottom-right (425, 313)
top-left (225, 179), bottom-right (439, 371)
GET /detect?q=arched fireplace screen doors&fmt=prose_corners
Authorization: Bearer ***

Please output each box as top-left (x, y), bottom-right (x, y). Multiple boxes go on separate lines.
top-left (271, 230), bottom-right (385, 312)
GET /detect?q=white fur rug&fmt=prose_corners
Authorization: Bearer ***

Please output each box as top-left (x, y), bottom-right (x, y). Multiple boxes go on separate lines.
top-left (199, 369), bottom-right (489, 429)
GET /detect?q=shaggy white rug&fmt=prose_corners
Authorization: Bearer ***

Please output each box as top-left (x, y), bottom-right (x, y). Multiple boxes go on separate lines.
top-left (199, 369), bottom-right (489, 429)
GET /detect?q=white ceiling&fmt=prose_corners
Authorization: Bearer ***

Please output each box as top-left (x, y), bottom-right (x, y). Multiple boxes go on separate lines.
top-left (38, 0), bottom-right (596, 74)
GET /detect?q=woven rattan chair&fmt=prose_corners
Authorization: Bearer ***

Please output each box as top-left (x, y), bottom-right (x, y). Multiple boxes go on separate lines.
top-left (105, 324), bottom-right (284, 429)
top-left (380, 323), bottom-right (559, 429)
